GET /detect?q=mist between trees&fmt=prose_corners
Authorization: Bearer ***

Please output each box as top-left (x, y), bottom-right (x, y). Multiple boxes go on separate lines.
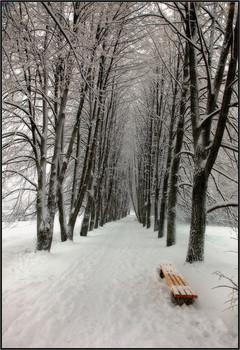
top-left (2, 2), bottom-right (238, 262)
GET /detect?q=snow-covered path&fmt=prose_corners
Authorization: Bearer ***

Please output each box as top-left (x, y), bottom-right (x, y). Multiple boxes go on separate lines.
top-left (2, 215), bottom-right (238, 348)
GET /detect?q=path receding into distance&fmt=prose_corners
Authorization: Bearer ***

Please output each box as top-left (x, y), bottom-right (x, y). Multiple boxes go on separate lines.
top-left (2, 215), bottom-right (237, 348)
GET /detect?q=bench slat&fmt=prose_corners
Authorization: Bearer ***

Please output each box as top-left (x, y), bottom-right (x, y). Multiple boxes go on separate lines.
top-left (165, 273), bottom-right (185, 293)
top-left (177, 285), bottom-right (196, 298)
top-left (170, 273), bottom-right (186, 287)
top-left (181, 287), bottom-right (193, 296)
top-left (161, 268), bottom-right (187, 289)
top-left (171, 282), bottom-right (196, 298)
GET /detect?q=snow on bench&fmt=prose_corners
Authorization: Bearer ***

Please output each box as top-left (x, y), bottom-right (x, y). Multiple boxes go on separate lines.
top-left (159, 263), bottom-right (198, 305)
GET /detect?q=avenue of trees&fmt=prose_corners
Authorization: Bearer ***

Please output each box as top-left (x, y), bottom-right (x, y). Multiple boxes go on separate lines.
top-left (129, 1), bottom-right (238, 262)
top-left (2, 2), bottom-right (238, 264)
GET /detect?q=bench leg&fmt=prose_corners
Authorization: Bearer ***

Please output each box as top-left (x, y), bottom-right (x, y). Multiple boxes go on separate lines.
top-left (185, 298), bottom-right (194, 305)
top-left (159, 269), bottom-right (165, 279)
top-left (171, 292), bottom-right (194, 306)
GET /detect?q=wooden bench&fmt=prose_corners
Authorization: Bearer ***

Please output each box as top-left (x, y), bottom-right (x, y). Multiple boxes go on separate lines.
top-left (159, 263), bottom-right (198, 305)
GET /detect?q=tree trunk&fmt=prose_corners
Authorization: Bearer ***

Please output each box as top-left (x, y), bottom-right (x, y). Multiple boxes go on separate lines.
top-left (185, 2), bottom-right (237, 262)
top-left (36, 187), bottom-right (53, 251)
top-left (58, 187), bottom-right (67, 242)
top-left (186, 169), bottom-right (207, 262)
top-left (166, 120), bottom-right (183, 246)
top-left (37, 216), bottom-right (54, 251)
top-left (89, 186), bottom-right (97, 231)
top-left (146, 116), bottom-right (153, 229)
top-left (94, 191), bottom-right (101, 229)
top-left (158, 53), bottom-right (180, 238)
top-left (166, 45), bottom-right (188, 246)
top-left (36, 26), bottom-right (55, 252)
top-left (146, 201), bottom-right (151, 229)
top-left (157, 122), bottom-right (174, 238)
top-left (36, 188), bottom-right (54, 252)
top-left (80, 171), bottom-right (95, 236)
top-left (153, 67), bottom-right (165, 231)
top-left (80, 196), bottom-right (92, 236)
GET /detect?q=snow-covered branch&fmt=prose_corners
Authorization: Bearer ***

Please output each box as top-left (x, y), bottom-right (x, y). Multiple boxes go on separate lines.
top-left (220, 141), bottom-right (238, 153)
top-left (3, 170), bottom-right (38, 189)
top-left (199, 102), bottom-right (238, 129)
top-left (207, 201), bottom-right (238, 213)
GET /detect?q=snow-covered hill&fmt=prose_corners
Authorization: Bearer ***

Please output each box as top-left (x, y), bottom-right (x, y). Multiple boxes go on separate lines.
top-left (2, 215), bottom-right (238, 348)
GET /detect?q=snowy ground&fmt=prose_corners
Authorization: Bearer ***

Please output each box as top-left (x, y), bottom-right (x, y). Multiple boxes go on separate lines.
top-left (2, 214), bottom-right (238, 348)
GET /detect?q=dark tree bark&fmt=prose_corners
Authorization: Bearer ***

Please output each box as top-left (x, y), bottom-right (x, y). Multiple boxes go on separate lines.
top-left (158, 53), bottom-right (180, 238)
top-left (166, 45), bottom-right (189, 246)
top-left (186, 2), bottom-right (238, 262)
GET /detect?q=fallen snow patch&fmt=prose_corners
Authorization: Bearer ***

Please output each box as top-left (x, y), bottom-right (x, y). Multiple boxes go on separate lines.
top-left (2, 215), bottom-right (238, 348)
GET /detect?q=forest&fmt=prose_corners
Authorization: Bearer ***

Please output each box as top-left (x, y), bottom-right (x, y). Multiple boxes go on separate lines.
top-left (2, 1), bottom-right (238, 263)
top-left (2, 2), bottom-right (239, 348)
